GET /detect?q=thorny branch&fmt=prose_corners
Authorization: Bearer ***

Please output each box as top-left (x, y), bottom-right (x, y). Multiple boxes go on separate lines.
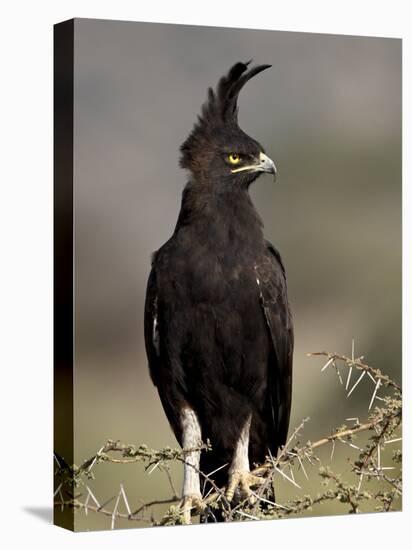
top-left (54, 345), bottom-right (402, 528)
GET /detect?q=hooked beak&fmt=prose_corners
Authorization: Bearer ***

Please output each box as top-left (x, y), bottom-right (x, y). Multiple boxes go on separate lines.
top-left (231, 151), bottom-right (277, 181)
top-left (257, 152), bottom-right (277, 179)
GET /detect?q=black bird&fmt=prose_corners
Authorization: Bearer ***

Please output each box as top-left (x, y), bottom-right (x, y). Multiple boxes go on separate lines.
top-left (144, 61), bottom-right (293, 523)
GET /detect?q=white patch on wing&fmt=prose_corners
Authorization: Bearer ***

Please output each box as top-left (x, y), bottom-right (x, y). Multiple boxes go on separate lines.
top-left (152, 297), bottom-right (160, 355)
top-left (181, 407), bottom-right (202, 497)
top-left (254, 264), bottom-right (264, 298)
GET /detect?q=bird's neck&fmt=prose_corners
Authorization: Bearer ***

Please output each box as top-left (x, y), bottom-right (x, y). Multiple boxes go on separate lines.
top-left (175, 181), bottom-right (264, 251)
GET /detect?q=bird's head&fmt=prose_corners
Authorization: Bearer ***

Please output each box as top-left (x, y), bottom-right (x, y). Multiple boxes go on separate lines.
top-left (180, 61), bottom-right (276, 188)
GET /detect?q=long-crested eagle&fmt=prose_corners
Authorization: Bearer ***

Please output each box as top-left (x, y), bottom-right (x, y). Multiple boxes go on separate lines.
top-left (144, 61), bottom-right (293, 523)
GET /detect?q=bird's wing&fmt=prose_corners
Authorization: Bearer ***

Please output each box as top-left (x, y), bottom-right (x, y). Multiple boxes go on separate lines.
top-left (255, 241), bottom-right (294, 450)
top-left (144, 255), bottom-right (185, 446)
top-left (144, 258), bottom-right (161, 387)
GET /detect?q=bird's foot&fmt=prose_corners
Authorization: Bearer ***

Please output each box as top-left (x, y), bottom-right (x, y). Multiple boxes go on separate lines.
top-left (179, 493), bottom-right (206, 524)
top-left (226, 470), bottom-right (264, 504)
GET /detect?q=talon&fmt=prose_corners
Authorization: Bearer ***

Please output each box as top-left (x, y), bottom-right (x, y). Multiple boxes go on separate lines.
top-left (226, 470), bottom-right (264, 503)
top-left (179, 493), bottom-right (206, 524)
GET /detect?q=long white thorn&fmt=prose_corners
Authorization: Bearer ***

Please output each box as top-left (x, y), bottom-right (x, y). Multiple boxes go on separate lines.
top-left (321, 357), bottom-right (335, 372)
top-left (334, 362), bottom-right (343, 385)
top-left (84, 492), bottom-right (90, 516)
top-left (367, 371), bottom-right (376, 384)
top-left (85, 485), bottom-right (100, 508)
top-left (369, 379), bottom-right (381, 410)
top-left (147, 461), bottom-right (161, 475)
top-left (87, 445), bottom-right (105, 473)
top-left (250, 491), bottom-right (290, 510)
top-left (53, 483), bottom-right (63, 498)
top-left (346, 366), bottom-right (353, 390)
top-left (330, 439), bottom-right (336, 461)
top-left (297, 455), bottom-right (308, 480)
top-left (236, 510), bottom-right (259, 520)
top-left (274, 466), bottom-right (301, 489)
top-left (340, 440), bottom-right (361, 451)
top-left (357, 472), bottom-right (364, 492)
top-left (203, 485), bottom-right (214, 500)
top-left (206, 462), bottom-right (229, 478)
top-left (385, 437), bottom-right (402, 444)
top-left (120, 483), bottom-right (131, 516)
top-left (346, 338), bottom-right (355, 389)
top-left (111, 487), bottom-right (122, 530)
top-left (347, 370), bottom-right (366, 397)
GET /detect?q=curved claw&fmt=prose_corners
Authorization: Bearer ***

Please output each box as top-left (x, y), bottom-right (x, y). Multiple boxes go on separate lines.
top-left (226, 470), bottom-right (265, 503)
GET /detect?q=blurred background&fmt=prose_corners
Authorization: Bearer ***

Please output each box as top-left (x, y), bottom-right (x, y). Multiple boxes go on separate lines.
top-left (65, 18), bottom-right (401, 530)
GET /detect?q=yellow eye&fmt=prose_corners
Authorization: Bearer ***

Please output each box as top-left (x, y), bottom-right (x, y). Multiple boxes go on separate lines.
top-left (228, 153), bottom-right (241, 165)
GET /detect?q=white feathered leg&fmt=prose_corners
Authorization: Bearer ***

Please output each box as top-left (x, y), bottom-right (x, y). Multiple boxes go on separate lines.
top-left (226, 415), bottom-right (264, 503)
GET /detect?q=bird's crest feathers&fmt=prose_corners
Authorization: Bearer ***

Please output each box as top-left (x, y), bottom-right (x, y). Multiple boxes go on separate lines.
top-left (180, 61), bottom-right (271, 170)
